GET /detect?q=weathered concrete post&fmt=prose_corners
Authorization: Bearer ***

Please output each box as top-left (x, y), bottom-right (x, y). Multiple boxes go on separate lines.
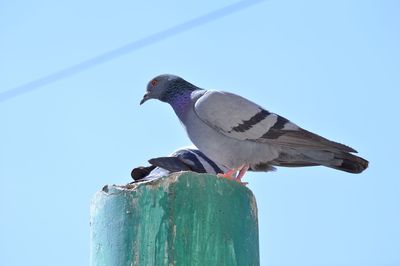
top-left (90, 172), bottom-right (259, 266)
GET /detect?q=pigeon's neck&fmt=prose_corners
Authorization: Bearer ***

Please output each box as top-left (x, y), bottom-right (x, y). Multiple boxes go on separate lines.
top-left (167, 91), bottom-right (193, 121)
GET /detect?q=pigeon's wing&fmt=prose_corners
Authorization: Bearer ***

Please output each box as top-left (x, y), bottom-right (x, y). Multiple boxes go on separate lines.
top-left (185, 149), bottom-right (225, 174)
top-left (194, 90), bottom-right (356, 152)
top-left (150, 148), bottom-right (226, 174)
top-left (148, 157), bottom-right (192, 172)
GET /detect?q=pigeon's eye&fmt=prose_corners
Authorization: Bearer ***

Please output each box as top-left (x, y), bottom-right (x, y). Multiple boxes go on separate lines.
top-left (151, 79), bottom-right (158, 87)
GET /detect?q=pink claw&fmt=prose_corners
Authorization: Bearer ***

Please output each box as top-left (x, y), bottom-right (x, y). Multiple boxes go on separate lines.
top-left (217, 164), bottom-right (250, 186)
top-left (217, 169), bottom-right (237, 180)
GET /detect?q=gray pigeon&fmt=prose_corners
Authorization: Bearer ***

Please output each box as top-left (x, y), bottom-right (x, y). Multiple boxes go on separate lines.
top-left (140, 74), bottom-right (368, 183)
top-left (131, 147), bottom-right (229, 183)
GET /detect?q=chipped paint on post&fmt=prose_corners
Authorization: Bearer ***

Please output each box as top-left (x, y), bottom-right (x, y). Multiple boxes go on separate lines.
top-left (90, 172), bottom-right (259, 266)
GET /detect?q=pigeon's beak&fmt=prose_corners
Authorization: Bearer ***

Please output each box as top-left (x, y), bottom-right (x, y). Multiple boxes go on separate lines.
top-left (140, 93), bottom-right (150, 105)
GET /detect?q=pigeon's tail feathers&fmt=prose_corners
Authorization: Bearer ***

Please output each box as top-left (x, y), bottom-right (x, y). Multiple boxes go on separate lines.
top-left (131, 165), bottom-right (156, 181)
top-left (325, 152), bottom-right (369, 174)
top-left (273, 150), bottom-right (368, 174)
top-left (268, 128), bottom-right (358, 153)
top-left (271, 161), bottom-right (319, 168)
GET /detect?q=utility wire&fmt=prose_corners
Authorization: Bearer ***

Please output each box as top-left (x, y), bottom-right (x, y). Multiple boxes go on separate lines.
top-left (0, 0), bottom-right (265, 103)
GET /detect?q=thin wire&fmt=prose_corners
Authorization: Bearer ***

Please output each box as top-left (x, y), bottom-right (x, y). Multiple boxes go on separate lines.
top-left (0, 0), bottom-right (265, 103)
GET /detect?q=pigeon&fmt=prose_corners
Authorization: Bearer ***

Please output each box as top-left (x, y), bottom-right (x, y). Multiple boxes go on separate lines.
top-left (132, 147), bottom-right (277, 183)
top-left (140, 74), bottom-right (369, 183)
top-left (131, 147), bottom-right (229, 183)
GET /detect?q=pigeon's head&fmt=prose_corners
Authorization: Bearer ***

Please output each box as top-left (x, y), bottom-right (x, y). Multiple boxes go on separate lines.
top-left (140, 74), bottom-right (197, 105)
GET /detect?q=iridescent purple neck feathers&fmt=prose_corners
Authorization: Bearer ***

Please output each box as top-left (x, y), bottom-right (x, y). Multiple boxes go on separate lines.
top-left (159, 78), bottom-right (201, 119)
top-left (168, 91), bottom-right (193, 120)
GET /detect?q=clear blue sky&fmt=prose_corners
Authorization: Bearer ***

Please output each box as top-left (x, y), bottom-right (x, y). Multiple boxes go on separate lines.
top-left (1, 0), bottom-right (399, 265)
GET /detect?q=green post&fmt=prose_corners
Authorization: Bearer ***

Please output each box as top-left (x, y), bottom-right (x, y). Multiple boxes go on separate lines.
top-left (90, 172), bottom-right (259, 266)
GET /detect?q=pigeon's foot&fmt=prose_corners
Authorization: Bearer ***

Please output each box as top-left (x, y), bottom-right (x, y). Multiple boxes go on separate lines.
top-left (217, 169), bottom-right (236, 179)
top-left (217, 165), bottom-right (249, 186)
top-left (237, 164), bottom-right (250, 181)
